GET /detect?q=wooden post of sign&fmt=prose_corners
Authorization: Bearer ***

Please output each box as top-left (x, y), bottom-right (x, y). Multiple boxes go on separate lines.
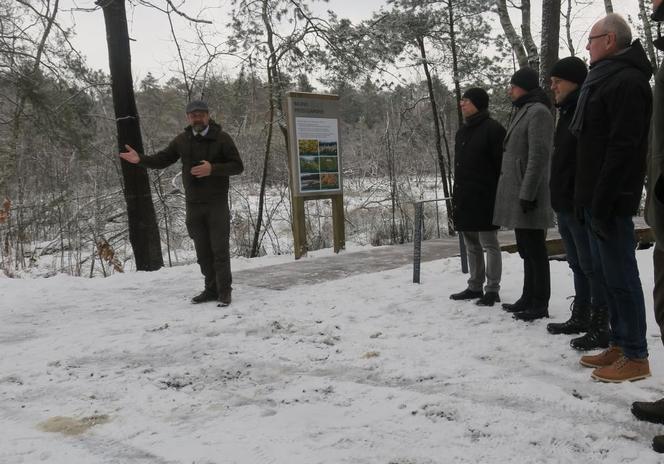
top-left (332, 196), bottom-right (345, 253)
top-left (292, 196), bottom-right (307, 259)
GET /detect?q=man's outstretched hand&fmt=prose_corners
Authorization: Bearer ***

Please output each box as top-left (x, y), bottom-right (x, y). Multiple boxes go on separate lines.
top-left (119, 144), bottom-right (140, 164)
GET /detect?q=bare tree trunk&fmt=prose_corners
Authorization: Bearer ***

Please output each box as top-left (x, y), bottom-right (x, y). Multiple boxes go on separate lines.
top-left (495, 0), bottom-right (529, 68)
top-left (540, 0), bottom-right (561, 108)
top-left (604, 0), bottom-right (613, 14)
top-left (416, 36), bottom-right (454, 235)
top-left (250, 64), bottom-right (275, 258)
top-left (520, 0), bottom-right (540, 70)
top-left (98, 0), bottom-right (163, 271)
top-left (250, 0), bottom-right (278, 258)
top-left (5, 0), bottom-right (60, 270)
top-left (563, 0), bottom-right (575, 56)
top-left (638, 0), bottom-right (659, 71)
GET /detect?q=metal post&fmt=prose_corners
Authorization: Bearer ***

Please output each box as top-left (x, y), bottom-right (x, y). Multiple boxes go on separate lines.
top-left (413, 202), bottom-right (423, 284)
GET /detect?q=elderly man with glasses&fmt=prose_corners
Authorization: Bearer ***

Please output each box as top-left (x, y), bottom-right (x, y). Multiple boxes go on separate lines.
top-left (572, 14), bottom-right (653, 383)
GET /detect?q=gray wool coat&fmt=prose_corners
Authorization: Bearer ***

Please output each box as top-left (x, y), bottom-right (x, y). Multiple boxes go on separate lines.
top-left (493, 101), bottom-right (555, 230)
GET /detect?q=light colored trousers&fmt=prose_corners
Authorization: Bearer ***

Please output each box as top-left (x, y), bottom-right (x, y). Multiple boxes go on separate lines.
top-left (462, 230), bottom-right (502, 293)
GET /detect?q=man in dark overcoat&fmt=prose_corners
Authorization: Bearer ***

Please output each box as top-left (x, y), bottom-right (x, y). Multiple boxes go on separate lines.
top-left (450, 88), bottom-right (506, 306)
top-left (545, 57), bottom-right (609, 352)
top-left (632, 0), bottom-right (664, 451)
top-left (574, 14), bottom-right (652, 383)
top-left (119, 100), bottom-right (244, 307)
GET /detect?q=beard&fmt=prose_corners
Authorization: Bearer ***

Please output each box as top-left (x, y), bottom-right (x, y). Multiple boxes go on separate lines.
top-left (192, 123), bottom-right (208, 133)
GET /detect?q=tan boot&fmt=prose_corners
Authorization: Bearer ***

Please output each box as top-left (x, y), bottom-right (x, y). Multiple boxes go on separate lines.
top-left (579, 346), bottom-right (623, 368)
top-left (591, 356), bottom-right (651, 383)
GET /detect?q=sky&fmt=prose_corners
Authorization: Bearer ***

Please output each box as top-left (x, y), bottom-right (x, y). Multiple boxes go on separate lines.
top-left (62, 0), bottom-right (383, 81)
top-left (59, 0), bottom-right (644, 83)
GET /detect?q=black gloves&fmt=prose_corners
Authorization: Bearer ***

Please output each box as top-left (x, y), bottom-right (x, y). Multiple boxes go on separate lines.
top-left (520, 199), bottom-right (537, 213)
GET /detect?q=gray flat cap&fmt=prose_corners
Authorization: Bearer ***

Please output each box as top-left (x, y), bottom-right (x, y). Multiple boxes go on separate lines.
top-left (185, 100), bottom-right (209, 113)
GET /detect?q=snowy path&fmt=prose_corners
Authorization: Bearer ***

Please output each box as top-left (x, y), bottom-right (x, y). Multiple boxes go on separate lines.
top-left (2, 248), bottom-right (664, 463)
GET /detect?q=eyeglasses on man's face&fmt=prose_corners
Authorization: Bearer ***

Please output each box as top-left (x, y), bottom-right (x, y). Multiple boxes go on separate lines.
top-left (587, 33), bottom-right (610, 44)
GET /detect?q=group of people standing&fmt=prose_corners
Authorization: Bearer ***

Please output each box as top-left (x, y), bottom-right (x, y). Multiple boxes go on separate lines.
top-left (451, 6), bottom-right (664, 453)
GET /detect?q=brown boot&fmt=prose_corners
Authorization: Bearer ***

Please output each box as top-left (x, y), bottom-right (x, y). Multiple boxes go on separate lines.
top-left (579, 346), bottom-right (623, 368)
top-left (591, 356), bottom-right (651, 383)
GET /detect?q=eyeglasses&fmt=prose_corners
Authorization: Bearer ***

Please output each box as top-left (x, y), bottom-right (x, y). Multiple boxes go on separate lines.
top-left (587, 33), bottom-right (609, 44)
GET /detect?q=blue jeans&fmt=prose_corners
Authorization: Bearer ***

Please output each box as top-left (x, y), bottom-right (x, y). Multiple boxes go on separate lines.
top-left (585, 210), bottom-right (648, 359)
top-left (556, 211), bottom-right (606, 307)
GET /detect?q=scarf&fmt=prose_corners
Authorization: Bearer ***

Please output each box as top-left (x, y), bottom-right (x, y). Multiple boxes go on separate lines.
top-left (569, 58), bottom-right (631, 136)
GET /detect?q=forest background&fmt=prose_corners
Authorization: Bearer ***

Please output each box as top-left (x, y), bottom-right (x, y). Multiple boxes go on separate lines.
top-left (0, 0), bottom-right (660, 277)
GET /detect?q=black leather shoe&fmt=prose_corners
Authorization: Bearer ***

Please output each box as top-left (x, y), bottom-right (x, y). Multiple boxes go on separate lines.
top-left (476, 291), bottom-right (500, 306)
top-left (653, 435), bottom-right (664, 453)
top-left (450, 289), bottom-right (483, 300)
top-left (632, 398), bottom-right (664, 424)
top-left (501, 296), bottom-right (530, 312)
top-left (502, 301), bottom-right (529, 313)
top-left (217, 290), bottom-right (232, 307)
top-left (191, 289), bottom-right (217, 304)
top-left (513, 306), bottom-right (549, 321)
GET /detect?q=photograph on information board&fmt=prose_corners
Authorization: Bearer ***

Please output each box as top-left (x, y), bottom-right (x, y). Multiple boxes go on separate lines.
top-left (296, 117), bottom-right (341, 194)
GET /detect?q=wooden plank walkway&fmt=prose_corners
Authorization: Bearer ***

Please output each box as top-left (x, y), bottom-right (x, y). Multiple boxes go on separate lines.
top-left (235, 217), bottom-right (652, 291)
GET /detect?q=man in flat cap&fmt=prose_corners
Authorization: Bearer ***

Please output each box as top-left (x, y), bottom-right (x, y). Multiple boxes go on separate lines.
top-left (120, 100), bottom-right (244, 307)
top-left (450, 87), bottom-right (506, 306)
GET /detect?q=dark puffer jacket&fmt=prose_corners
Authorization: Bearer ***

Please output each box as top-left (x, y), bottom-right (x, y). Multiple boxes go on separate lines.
top-left (550, 89), bottom-right (580, 213)
top-left (452, 111), bottom-right (506, 231)
top-left (139, 120), bottom-right (244, 203)
top-left (575, 41), bottom-right (653, 220)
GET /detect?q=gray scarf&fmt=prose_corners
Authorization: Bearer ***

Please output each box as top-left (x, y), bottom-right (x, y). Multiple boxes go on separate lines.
top-left (569, 58), bottom-right (630, 136)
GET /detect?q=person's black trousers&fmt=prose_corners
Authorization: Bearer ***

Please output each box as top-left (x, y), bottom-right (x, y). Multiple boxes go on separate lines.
top-left (515, 228), bottom-right (551, 307)
top-left (186, 200), bottom-right (232, 295)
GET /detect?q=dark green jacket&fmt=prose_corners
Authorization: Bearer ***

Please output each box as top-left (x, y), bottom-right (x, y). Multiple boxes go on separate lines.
top-left (139, 120), bottom-right (244, 203)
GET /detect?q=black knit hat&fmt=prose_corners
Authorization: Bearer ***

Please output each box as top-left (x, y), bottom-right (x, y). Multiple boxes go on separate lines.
top-left (550, 56), bottom-right (588, 85)
top-left (185, 99), bottom-right (209, 113)
top-left (461, 87), bottom-right (489, 111)
top-left (510, 67), bottom-right (539, 92)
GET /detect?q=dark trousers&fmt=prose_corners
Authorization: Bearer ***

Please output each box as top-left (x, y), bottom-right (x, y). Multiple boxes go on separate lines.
top-left (654, 247), bottom-right (664, 346)
top-left (557, 211), bottom-right (606, 307)
top-left (585, 210), bottom-right (647, 359)
top-left (186, 200), bottom-right (232, 294)
top-left (515, 228), bottom-right (550, 307)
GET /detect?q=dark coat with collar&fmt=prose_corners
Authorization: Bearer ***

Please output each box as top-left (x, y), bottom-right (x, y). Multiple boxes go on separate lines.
top-left (452, 111), bottom-right (506, 231)
top-left (138, 120), bottom-right (244, 203)
top-left (550, 89), bottom-right (580, 213)
top-left (646, 45), bottom-right (664, 249)
top-left (575, 41), bottom-right (653, 220)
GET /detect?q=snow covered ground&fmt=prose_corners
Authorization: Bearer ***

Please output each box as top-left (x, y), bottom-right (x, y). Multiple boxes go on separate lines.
top-left (2, 246), bottom-right (664, 463)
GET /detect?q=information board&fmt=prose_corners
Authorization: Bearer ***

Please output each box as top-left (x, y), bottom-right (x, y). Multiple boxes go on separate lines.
top-left (286, 93), bottom-right (343, 197)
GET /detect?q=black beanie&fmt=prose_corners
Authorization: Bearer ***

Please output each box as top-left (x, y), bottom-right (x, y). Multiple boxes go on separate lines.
top-left (550, 56), bottom-right (588, 85)
top-left (461, 87), bottom-right (489, 111)
top-left (510, 67), bottom-right (539, 92)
